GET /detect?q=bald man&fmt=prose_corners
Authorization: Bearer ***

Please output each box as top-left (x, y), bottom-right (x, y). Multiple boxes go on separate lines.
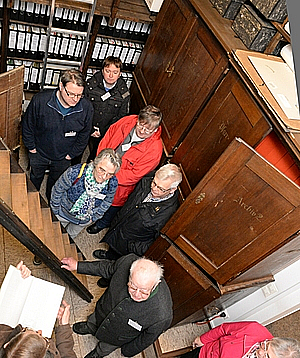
top-left (61, 254), bottom-right (173, 358)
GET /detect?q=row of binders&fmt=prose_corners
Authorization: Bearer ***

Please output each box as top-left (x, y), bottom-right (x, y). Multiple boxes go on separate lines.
top-left (8, 23), bottom-right (85, 62)
top-left (8, 23), bottom-right (144, 69)
top-left (10, 0), bottom-right (90, 31)
top-left (98, 17), bottom-right (151, 42)
top-left (7, 59), bottom-right (133, 91)
top-left (90, 37), bottom-right (144, 71)
top-left (8, 0), bottom-right (151, 42)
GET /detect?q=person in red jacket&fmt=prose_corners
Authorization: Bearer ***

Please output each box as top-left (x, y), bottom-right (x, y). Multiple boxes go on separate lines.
top-left (181, 321), bottom-right (300, 358)
top-left (87, 104), bottom-right (163, 234)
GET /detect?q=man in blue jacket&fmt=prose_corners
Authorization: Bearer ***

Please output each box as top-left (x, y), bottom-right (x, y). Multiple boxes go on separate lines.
top-left (22, 69), bottom-right (93, 202)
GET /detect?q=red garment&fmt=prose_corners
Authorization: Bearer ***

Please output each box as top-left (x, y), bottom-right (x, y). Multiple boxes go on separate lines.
top-left (97, 114), bottom-right (163, 206)
top-left (199, 322), bottom-right (273, 358)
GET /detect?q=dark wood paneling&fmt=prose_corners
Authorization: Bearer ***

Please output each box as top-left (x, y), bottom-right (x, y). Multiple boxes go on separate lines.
top-left (163, 138), bottom-right (300, 285)
top-left (172, 69), bottom-right (271, 198)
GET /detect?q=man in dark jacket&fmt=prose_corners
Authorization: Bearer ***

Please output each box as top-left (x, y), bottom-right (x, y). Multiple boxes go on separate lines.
top-left (22, 69), bottom-right (93, 202)
top-left (93, 164), bottom-right (182, 262)
top-left (84, 56), bottom-right (130, 161)
top-left (61, 254), bottom-right (173, 358)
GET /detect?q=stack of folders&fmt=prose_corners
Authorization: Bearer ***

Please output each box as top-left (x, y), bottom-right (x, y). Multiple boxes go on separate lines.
top-left (90, 36), bottom-right (143, 71)
top-left (10, 0), bottom-right (50, 25)
top-left (98, 16), bottom-right (151, 42)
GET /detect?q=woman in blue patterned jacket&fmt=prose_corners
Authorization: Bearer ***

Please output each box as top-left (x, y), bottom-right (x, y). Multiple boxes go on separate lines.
top-left (50, 148), bottom-right (121, 239)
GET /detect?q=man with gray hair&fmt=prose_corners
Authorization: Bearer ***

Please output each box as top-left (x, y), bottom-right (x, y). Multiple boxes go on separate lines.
top-left (61, 254), bottom-right (173, 358)
top-left (92, 163), bottom-right (182, 265)
top-left (50, 148), bottom-right (121, 239)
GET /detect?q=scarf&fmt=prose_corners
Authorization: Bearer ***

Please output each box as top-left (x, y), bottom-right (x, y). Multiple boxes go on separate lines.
top-left (70, 164), bottom-right (108, 220)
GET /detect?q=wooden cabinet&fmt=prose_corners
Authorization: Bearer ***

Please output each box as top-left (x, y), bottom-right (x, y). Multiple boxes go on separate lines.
top-left (147, 138), bottom-right (300, 324)
top-left (172, 68), bottom-right (271, 198)
top-left (134, 0), bottom-right (228, 155)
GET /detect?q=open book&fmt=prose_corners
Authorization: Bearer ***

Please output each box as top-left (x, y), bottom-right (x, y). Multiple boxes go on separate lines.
top-left (0, 265), bottom-right (65, 338)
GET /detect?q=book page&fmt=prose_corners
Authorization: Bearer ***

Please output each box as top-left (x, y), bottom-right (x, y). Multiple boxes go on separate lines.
top-left (18, 277), bottom-right (65, 338)
top-left (0, 265), bottom-right (65, 338)
top-left (0, 265), bottom-right (33, 327)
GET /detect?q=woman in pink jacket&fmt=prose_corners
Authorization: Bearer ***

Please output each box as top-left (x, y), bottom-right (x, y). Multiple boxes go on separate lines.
top-left (183, 321), bottom-right (299, 358)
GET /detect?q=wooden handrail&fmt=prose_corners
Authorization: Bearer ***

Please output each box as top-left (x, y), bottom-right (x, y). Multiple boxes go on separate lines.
top-left (0, 199), bottom-right (93, 302)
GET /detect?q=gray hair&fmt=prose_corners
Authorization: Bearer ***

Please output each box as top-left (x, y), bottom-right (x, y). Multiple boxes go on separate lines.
top-left (138, 105), bottom-right (162, 129)
top-left (155, 164), bottom-right (182, 189)
top-left (93, 148), bottom-right (122, 174)
top-left (130, 257), bottom-right (164, 286)
top-left (270, 337), bottom-right (300, 358)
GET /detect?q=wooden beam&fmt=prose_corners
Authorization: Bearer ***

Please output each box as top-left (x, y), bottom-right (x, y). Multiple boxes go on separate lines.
top-left (0, 199), bottom-right (93, 302)
top-left (219, 275), bottom-right (275, 294)
top-left (110, 0), bottom-right (121, 24)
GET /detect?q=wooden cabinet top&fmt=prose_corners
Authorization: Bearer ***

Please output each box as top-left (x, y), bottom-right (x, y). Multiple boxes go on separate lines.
top-left (189, 0), bottom-right (246, 53)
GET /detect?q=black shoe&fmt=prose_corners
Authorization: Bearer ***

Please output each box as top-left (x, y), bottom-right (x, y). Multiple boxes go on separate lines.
top-left (84, 348), bottom-right (102, 358)
top-left (73, 322), bottom-right (91, 335)
top-left (93, 249), bottom-right (108, 260)
top-left (97, 277), bottom-right (110, 288)
top-left (87, 223), bottom-right (102, 234)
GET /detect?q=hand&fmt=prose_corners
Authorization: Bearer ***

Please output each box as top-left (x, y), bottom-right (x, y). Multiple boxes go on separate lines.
top-left (61, 257), bottom-right (78, 271)
top-left (192, 337), bottom-right (204, 349)
top-left (65, 155), bottom-right (72, 160)
top-left (16, 260), bottom-right (31, 279)
top-left (91, 127), bottom-right (101, 138)
top-left (29, 149), bottom-right (37, 154)
top-left (57, 300), bottom-right (71, 325)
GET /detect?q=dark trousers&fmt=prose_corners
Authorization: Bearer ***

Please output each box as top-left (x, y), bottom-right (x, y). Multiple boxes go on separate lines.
top-left (180, 347), bottom-right (201, 358)
top-left (29, 151), bottom-right (71, 202)
top-left (93, 205), bottom-right (121, 230)
top-left (87, 136), bottom-right (102, 162)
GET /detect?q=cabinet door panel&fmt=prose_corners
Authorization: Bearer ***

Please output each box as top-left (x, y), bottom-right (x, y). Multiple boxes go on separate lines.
top-left (134, 0), bottom-right (196, 101)
top-left (146, 235), bottom-right (220, 326)
top-left (163, 138), bottom-right (300, 285)
top-left (172, 69), bottom-right (271, 197)
top-left (158, 18), bottom-right (228, 154)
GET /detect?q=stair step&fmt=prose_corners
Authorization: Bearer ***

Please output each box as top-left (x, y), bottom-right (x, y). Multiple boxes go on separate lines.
top-left (69, 243), bottom-right (89, 288)
top-left (28, 191), bottom-right (45, 241)
top-left (41, 207), bottom-right (56, 253)
top-left (52, 221), bottom-right (66, 260)
top-left (11, 172), bottom-right (30, 227)
top-left (63, 236), bottom-right (88, 288)
top-left (0, 151), bottom-right (11, 207)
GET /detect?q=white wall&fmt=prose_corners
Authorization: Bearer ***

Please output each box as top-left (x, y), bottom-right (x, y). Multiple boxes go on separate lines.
top-left (210, 259), bottom-right (300, 327)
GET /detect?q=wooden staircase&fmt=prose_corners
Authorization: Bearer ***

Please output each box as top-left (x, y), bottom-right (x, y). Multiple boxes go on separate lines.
top-left (0, 142), bottom-right (92, 302)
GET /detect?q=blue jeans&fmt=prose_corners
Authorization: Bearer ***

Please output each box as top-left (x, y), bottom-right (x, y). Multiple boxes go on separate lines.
top-left (29, 151), bottom-right (71, 202)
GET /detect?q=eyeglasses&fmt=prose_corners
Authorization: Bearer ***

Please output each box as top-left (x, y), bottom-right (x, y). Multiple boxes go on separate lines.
top-left (136, 121), bottom-right (156, 135)
top-left (152, 179), bottom-right (171, 193)
top-left (22, 327), bottom-right (50, 349)
top-left (64, 86), bottom-right (84, 99)
top-left (127, 281), bottom-right (152, 298)
top-left (95, 165), bottom-right (115, 178)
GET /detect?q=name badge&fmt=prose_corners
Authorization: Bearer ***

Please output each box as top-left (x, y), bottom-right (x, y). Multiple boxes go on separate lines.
top-left (96, 193), bottom-right (106, 200)
top-left (122, 143), bottom-right (131, 152)
top-left (128, 319), bottom-right (142, 331)
top-left (65, 131), bottom-right (76, 137)
top-left (101, 92), bottom-right (111, 101)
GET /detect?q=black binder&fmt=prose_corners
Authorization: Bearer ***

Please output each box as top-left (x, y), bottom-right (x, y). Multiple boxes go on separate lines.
top-left (24, 2), bottom-right (34, 23)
